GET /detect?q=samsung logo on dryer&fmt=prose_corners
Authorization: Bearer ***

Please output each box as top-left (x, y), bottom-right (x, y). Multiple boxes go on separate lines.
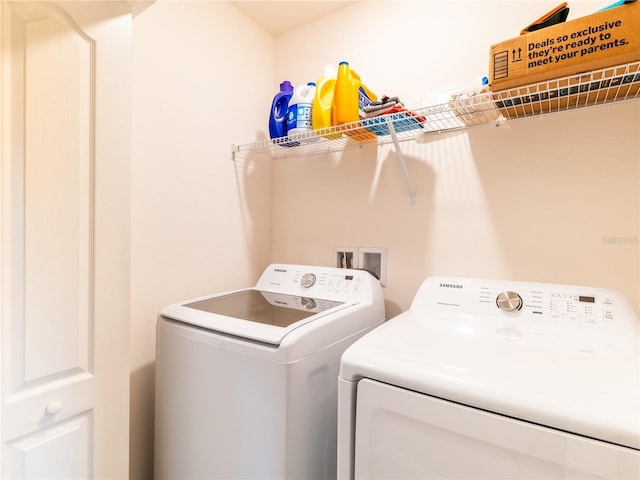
top-left (440, 283), bottom-right (463, 289)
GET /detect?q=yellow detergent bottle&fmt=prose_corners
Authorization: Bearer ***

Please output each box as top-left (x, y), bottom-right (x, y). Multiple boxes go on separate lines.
top-left (332, 61), bottom-right (377, 141)
top-left (312, 65), bottom-right (340, 139)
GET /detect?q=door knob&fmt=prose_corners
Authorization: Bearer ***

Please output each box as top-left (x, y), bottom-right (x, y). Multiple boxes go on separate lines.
top-left (45, 400), bottom-right (63, 415)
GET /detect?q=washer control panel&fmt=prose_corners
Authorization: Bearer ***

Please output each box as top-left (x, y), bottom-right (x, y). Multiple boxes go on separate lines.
top-left (256, 264), bottom-right (379, 301)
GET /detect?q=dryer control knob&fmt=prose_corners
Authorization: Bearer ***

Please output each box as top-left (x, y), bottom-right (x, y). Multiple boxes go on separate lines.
top-left (300, 273), bottom-right (316, 288)
top-left (496, 291), bottom-right (523, 311)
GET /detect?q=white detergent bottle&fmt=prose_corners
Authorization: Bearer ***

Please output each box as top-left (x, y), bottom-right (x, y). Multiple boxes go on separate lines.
top-left (287, 82), bottom-right (316, 137)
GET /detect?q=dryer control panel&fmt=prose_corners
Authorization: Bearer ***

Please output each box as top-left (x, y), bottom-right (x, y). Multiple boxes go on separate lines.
top-left (480, 285), bottom-right (616, 327)
top-left (411, 277), bottom-right (639, 345)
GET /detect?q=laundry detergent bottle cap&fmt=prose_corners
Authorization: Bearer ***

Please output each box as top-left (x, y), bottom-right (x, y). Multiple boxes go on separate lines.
top-left (332, 61), bottom-right (377, 140)
top-left (287, 82), bottom-right (316, 138)
top-left (312, 64), bottom-right (340, 138)
top-left (269, 80), bottom-right (294, 139)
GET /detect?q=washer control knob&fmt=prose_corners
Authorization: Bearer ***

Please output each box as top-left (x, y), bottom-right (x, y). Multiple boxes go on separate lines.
top-left (301, 297), bottom-right (317, 310)
top-left (496, 291), bottom-right (523, 312)
top-left (300, 273), bottom-right (316, 288)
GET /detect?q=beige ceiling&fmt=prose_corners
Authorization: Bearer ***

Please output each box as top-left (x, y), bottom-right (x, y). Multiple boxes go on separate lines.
top-left (229, 1), bottom-right (357, 36)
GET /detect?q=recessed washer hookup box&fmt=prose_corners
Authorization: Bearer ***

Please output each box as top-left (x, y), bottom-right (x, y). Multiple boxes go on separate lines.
top-left (489, 1), bottom-right (640, 90)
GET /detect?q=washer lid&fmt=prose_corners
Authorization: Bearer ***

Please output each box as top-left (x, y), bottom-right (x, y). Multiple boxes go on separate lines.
top-left (340, 277), bottom-right (640, 450)
top-left (161, 288), bottom-right (349, 345)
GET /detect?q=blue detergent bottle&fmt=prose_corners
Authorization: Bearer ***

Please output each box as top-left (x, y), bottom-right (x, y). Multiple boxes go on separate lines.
top-left (269, 81), bottom-right (294, 140)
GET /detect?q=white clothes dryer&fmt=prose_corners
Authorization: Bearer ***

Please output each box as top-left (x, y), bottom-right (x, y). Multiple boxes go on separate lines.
top-left (154, 264), bottom-right (384, 479)
top-left (338, 277), bottom-right (639, 479)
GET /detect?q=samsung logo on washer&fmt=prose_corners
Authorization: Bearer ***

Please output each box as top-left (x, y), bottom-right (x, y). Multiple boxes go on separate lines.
top-left (440, 283), bottom-right (463, 289)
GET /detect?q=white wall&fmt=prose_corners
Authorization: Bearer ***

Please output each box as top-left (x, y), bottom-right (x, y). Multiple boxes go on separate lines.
top-left (272, 1), bottom-right (639, 317)
top-left (131, 1), bottom-right (275, 478)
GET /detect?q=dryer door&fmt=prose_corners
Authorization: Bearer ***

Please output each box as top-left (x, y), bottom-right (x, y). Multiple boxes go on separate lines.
top-left (354, 379), bottom-right (639, 479)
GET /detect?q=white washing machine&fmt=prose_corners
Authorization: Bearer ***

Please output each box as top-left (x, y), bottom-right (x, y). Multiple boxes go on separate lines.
top-left (338, 277), bottom-right (639, 479)
top-left (154, 263), bottom-right (385, 479)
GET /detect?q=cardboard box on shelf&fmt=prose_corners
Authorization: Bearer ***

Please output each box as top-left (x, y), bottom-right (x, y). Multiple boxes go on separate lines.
top-left (489, 1), bottom-right (640, 90)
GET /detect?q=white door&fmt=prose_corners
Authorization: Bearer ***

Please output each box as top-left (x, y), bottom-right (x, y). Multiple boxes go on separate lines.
top-left (0, 1), bottom-right (131, 478)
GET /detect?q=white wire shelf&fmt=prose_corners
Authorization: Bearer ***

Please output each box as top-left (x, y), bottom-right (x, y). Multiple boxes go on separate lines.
top-left (491, 60), bottom-right (640, 119)
top-left (231, 61), bottom-right (640, 160)
top-left (231, 96), bottom-right (502, 159)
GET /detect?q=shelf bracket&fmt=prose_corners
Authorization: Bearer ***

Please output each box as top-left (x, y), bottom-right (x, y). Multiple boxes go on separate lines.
top-left (386, 118), bottom-right (416, 206)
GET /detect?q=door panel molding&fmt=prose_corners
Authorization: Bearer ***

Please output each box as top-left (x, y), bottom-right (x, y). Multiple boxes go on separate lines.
top-left (5, 0), bottom-right (95, 400)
